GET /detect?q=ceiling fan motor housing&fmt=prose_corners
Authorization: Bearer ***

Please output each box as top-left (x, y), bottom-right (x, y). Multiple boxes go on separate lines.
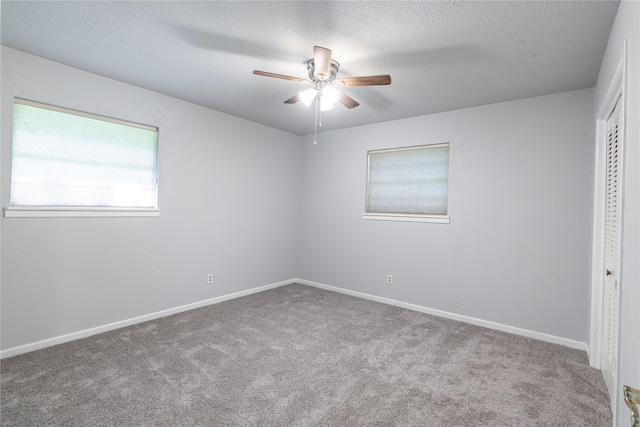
top-left (307, 59), bottom-right (340, 82)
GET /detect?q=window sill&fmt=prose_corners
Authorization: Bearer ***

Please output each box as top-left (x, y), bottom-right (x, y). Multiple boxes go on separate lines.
top-left (363, 213), bottom-right (450, 224)
top-left (4, 207), bottom-right (160, 218)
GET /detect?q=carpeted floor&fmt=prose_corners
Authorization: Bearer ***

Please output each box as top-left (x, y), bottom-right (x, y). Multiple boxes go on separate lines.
top-left (1, 283), bottom-right (611, 426)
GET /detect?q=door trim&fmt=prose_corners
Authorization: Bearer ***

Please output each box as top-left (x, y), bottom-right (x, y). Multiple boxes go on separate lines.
top-left (589, 41), bottom-right (628, 426)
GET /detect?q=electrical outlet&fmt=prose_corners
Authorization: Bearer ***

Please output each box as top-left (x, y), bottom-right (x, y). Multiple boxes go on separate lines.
top-left (386, 275), bottom-right (392, 285)
top-left (207, 273), bottom-right (213, 284)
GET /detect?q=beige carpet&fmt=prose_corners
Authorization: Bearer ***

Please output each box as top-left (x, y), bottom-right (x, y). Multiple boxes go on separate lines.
top-left (1, 283), bottom-right (611, 426)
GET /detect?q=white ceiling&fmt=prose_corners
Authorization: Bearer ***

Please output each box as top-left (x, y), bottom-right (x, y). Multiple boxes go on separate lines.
top-left (1, 1), bottom-right (619, 136)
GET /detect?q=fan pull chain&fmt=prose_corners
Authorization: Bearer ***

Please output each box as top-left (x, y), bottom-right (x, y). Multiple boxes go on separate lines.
top-left (313, 94), bottom-right (319, 145)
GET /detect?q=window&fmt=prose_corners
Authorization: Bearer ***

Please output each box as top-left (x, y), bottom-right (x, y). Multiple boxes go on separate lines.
top-left (364, 143), bottom-right (450, 223)
top-left (6, 98), bottom-right (159, 217)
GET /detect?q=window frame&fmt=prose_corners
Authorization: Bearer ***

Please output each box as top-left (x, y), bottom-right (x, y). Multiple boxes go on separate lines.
top-left (5, 98), bottom-right (159, 218)
top-left (363, 142), bottom-right (450, 224)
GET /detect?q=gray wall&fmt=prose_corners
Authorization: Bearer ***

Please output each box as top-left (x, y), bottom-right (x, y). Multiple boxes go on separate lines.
top-left (596, 0), bottom-right (640, 423)
top-left (1, 47), bottom-right (301, 350)
top-left (0, 44), bottom-right (605, 355)
top-left (297, 88), bottom-right (595, 343)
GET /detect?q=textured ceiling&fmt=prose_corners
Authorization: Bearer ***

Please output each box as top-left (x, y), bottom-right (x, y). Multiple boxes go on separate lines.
top-left (1, 1), bottom-right (619, 135)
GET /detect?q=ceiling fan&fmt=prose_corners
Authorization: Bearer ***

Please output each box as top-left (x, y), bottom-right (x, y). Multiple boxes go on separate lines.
top-left (253, 46), bottom-right (391, 112)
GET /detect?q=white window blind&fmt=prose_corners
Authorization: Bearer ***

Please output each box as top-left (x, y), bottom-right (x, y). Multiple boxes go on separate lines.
top-left (9, 99), bottom-right (158, 211)
top-left (365, 143), bottom-right (449, 221)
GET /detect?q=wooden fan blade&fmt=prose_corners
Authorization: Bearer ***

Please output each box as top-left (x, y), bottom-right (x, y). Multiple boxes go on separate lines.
top-left (313, 46), bottom-right (332, 79)
top-left (335, 75), bottom-right (391, 87)
top-left (253, 70), bottom-right (307, 83)
top-left (338, 92), bottom-right (360, 109)
top-left (284, 94), bottom-right (301, 104)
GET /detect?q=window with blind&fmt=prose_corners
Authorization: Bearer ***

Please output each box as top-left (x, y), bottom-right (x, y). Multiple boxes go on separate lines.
top-left (364, 143), bottom-right (450, 223)
top-left (6, 98), bottom-right (159, 217)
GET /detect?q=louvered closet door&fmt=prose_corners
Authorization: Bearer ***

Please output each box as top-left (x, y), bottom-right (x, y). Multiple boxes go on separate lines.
top-left (600, 95), bottom-right (622, 399)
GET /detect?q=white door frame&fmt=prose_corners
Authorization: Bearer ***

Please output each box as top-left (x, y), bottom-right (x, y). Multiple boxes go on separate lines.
top-left (589, 43), bottom-right (628, 425)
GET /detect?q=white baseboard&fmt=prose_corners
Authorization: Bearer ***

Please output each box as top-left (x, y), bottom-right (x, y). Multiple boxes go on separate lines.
top-left (0, 279), bottom-right (295, 359)
top-left (296, 278), bottom-right (589, 353)
top-left (1, 277), bottom-right (588, 359)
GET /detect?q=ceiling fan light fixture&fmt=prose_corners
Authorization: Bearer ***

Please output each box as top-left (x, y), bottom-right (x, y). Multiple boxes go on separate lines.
top-left (319, 86), bottom-right (338, 111)
top-left (320, 98), bottom-right (334, 112)
top-left (300, 88), bottom-right (317, 106)
top-left (323, 87), bottom-right (339, 104)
